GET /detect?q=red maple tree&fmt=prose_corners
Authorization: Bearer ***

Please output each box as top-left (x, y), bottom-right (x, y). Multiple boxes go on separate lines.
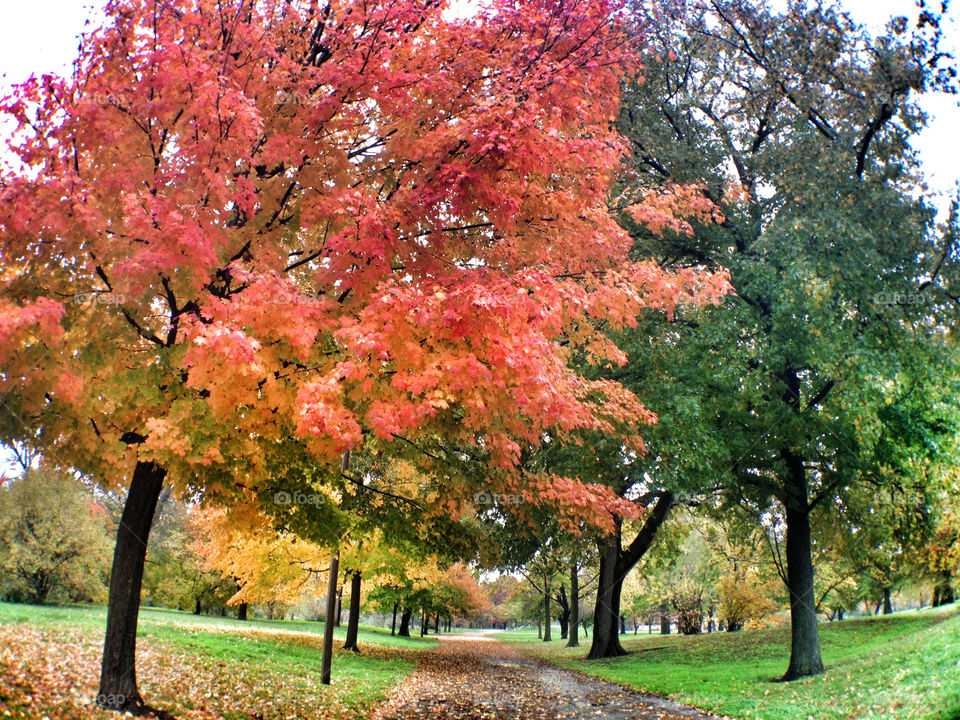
top-left (0, 0), bottom-right (728, 711)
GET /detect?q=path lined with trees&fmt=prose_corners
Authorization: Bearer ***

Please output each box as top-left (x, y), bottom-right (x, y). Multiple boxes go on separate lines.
top-left (374, 633), bottom-right (714, 720)
top-left (0, 0), bottom-right (958, 717)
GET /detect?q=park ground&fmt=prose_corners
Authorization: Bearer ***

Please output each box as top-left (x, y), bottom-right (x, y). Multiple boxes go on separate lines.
top-left (501, 604), bottom-right (960, 720)
top-left (0, 603), bottom-right (433, 719)
top-left (0, 602), bottom-right (958, 720)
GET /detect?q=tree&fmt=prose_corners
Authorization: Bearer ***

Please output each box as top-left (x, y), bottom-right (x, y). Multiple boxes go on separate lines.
top-left (142, 496), bottom-right (233, 615)
top-left (698, 512), bottom-right (780, 630)
top-left (612, 0), bottom-right (957, 678)
top-left (192, 502), bottom-right (332, 613)
top-left (477, 574), bottom-right (522, 630)
top-left (588, 486), bottom-right (677, 658)
top-left (516, 543), bottom-right (565, 642)
top-left (0, 0), bottom-right (729, 711)
top-left (0, 468), bottom-right (112, 604)
top-left (341, 567), bottom-right (363, 652)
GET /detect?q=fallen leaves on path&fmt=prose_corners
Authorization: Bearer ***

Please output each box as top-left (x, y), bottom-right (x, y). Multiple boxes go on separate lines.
top-left (373, 633), bottom-right (722, 720)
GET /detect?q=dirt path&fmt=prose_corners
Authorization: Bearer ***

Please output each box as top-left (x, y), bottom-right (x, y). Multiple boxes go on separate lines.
top-left (373, 632), bottom-right (720, 720)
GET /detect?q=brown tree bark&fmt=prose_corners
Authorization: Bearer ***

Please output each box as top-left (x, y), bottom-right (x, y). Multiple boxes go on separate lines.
top-left (556, 583), bottom-right (570, 640)
top-left (342, 570), bottom-right (362, 652)
top-left (398, 607), bottom-right (412, 637)
top-left (97, 460), bottom-right (166, 714)
top-left (588, 493), bottom-right (673, 659)
top-left (882, 587), bottom-right (893, 614)
top-left (566, 556), bottom-right (579, 649)
top-left (321, 553), bottom-right (340, 685)
top-left (781, 449), bottom-right (825, 680)
top-left (543, 578), bottom-right (552, 642)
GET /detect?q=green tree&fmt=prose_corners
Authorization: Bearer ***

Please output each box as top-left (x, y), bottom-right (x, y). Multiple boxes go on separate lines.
top-left (611, 0), bottom-right (957, 678)
top-left (141, 496), bottom-right (233, 615)
top-left (0, 468), bottom-right (112, 604)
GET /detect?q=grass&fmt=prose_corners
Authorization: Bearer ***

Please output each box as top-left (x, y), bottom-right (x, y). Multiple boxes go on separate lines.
top-left (0, 602), bottom-right (436, 720)
top-left (500, 604), bottom-right (960, 720)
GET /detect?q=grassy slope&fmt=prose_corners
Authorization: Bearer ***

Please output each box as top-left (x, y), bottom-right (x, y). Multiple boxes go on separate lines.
top-left (0, 602), bottom-right (435, 720)
top-left (500, 605), bottom-right (960, 720)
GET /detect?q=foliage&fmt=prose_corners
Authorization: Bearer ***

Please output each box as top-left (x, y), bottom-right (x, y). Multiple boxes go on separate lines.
top-left (716, 573), bottom-right (779, 632)
top-left (0, 0), bottom-right (727, 533)
top-left (141, 496), bottom-right (235, 614)
top-left (192, 501), bottom-right (331, 610)
top-left (0, 469), bottom-right (112, 605)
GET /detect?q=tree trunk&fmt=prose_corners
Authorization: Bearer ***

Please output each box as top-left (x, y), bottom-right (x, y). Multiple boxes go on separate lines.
top-left (933, 570), bottom-right (954, 606)
top-left (321, 553), bottom-right (339, 685)
top-left (566, 556), bottom-right (579, 648)
top-left (660, 610), bottom-right (670, 635)
top-left (883, 588), bottom-right (894, 615)
top-left (543, 579), bottom-right (552, 642)
top-left (588, 493), bottom-right (673, 660)
top-left (434, 613), bottom-right (440, 633)
top-left (30, 571), bottom-right (50, 604)
top-left (335, 585), bottom-right (343, 626)
top-left (237, 602), bottom-right (248, 621)
top-left (97, 460), bottom-right (166, 714)
top-left (391, 601), bottom-right (398, 635)
top-left (343, 570), bottom-right (361, 652)
top-left (781, 462), bottom-right (825, 680)
top-left (537, 601), bottom-right (542, 639)
top-left (587, 537), bottom-right (627, 658)
top-left (556, 583), bottom-right (570, 640)
top-left (620, 614), bottom-right (626, 634)
top-left (420, 609), bottom-right (427, 636)
top-left (398, 607), bottom-right (412, 637)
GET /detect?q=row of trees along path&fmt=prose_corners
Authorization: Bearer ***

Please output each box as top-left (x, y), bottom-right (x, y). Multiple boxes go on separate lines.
top-left (1, 0), bottom-right (956, 714)
top-left (0, 0), bottom-right (729, 714)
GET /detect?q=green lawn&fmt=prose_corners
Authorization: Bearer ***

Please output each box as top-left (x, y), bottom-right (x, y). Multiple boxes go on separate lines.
top-left (500, 605), bottom-right (960, 720)
top-left (0, 602), bottom-right (435, 720)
